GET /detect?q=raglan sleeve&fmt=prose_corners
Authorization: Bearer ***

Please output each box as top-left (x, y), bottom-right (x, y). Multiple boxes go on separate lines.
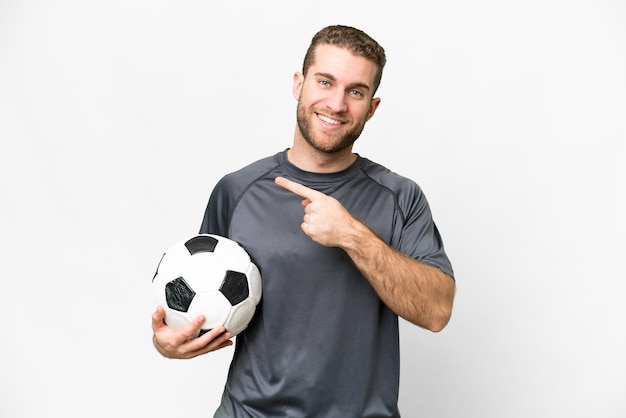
top-left (397, 182), bottom-right (455, 280)
top-left (199, 176), bottom-right (232, 237)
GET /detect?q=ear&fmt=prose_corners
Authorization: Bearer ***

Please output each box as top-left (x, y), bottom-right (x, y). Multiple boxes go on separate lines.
top-left (292, 72), bottom-right (304, 100)
top-left (365, 97), bottom-right (381, 122)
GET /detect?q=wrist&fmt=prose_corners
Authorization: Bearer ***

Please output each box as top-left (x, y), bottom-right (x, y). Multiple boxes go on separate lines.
top-left (341, 219), bottom-right (378, 254)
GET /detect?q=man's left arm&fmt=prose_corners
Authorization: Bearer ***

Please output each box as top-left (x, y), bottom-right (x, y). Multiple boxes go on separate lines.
top-left (341, 219), bottom-right (455, 331)
top-left (275, 176), bottom-right (455, 331)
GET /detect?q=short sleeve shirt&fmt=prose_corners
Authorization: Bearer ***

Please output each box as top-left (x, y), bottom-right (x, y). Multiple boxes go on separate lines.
top-left (201, 151), bottom-right (453, 418)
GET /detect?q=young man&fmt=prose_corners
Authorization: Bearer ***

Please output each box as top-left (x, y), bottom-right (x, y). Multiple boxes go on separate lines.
top-left (152, 25), bottom-right (456, 417)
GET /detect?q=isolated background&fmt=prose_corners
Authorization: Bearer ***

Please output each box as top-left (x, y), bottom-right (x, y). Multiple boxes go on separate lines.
top-left (1, 1), bottom-right (624, 417)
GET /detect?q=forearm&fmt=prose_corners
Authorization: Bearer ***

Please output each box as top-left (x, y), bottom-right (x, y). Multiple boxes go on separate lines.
top-left (341, 219), bottom-right (455, 332)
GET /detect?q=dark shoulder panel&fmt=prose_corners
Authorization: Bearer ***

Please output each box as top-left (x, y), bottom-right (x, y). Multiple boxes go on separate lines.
top-left (357, 157), bottom-right (426, 220)
top-left (357, 157), bottom-right (454, 278)
top-left (199, 152), bottom-right (283, 236)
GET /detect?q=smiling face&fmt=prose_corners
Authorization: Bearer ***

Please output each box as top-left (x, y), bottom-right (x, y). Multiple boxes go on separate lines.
top-left (293, 44), bottom-right (381, 156)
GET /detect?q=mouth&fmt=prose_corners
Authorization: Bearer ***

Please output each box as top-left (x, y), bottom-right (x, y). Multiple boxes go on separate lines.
top-left (316, 113), bottom-right (344, 126)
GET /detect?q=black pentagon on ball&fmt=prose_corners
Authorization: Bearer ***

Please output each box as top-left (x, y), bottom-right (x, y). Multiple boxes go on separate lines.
top-left (185, 235), bottom-right (218, 255)
top-left (165, 277), bottom-right (196, 312)
top-left (220, 270), bottom-right (249, 306)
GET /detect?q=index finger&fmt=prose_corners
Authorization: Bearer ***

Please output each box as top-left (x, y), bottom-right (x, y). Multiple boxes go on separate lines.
top-left (275, 176), bottom-right (322, 200)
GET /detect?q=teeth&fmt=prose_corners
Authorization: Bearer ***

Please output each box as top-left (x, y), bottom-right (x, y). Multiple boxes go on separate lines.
top-left (318, 114), bottom-right (341, 125)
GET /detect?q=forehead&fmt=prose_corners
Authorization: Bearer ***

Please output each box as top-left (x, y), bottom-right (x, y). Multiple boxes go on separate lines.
top-left (309, 44), bottom-right (378, 89)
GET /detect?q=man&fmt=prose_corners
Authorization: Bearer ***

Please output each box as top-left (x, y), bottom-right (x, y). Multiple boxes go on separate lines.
top-left (152, 24), bottom-right (455, 417)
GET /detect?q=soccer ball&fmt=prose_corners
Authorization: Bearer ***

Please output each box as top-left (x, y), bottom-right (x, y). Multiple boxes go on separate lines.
top-left (152, 234), bottom-right (262, 337)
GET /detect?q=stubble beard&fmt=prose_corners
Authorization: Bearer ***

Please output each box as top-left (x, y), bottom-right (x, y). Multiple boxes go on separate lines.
top-left (296, 100), bottom-right (366, 154)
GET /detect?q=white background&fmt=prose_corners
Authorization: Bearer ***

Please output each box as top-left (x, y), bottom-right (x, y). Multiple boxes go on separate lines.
top-left (1, 1), bottom-right (625, 417)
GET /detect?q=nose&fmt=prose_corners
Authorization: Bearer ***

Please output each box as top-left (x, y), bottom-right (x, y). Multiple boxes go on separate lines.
top-left (326, 89), bottom-right (348, 113)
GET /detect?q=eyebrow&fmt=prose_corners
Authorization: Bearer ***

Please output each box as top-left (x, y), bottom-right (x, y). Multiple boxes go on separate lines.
top-left (314, 72), bottom-right (372, 92)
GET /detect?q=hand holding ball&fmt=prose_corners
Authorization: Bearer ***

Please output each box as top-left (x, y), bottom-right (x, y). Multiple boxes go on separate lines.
top-left (152, 234), bottom-right (262, 337)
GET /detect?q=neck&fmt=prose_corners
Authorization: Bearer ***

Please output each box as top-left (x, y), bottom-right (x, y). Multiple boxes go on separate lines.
top-left (287, 144), bottom-right (357, 174)
top-left (287, 128), bottom-right (357, 173)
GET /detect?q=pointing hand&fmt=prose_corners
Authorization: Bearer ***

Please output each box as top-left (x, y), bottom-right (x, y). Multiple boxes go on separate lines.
top-left (275, 176), bottom-right (356, 248)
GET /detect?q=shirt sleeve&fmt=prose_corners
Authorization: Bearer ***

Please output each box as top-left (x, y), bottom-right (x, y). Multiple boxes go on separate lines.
top-left (396, 183), bottom-right (455, 279)
top-left (199, 176), bottom-right (233, 237)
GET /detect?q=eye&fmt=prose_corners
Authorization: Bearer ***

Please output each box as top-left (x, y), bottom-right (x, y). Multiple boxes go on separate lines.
top-left (319, 80), bottom-right (331, 87)
top-left (349, 89), bottom-right (364, 98)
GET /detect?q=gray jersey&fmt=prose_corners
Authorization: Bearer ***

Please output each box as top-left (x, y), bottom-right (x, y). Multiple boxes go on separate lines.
top-left (200, 151), bottom-right (453, 418)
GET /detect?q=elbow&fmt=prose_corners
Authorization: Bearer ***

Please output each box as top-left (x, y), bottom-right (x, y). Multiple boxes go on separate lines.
top-left (405, 305), bottom-right (452, 332)
top-left (425, 307), bottom-right (452, 333)
top-left (423, 298), bottom-right (454, 333)
top-left (427, 313), bottom-right (451, 333)
top-left (428, 278), bottom-right (455, 332)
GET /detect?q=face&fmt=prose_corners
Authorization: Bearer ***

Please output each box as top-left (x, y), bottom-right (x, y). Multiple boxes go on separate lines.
top-left (293, 44), bottom-right (381, 154)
